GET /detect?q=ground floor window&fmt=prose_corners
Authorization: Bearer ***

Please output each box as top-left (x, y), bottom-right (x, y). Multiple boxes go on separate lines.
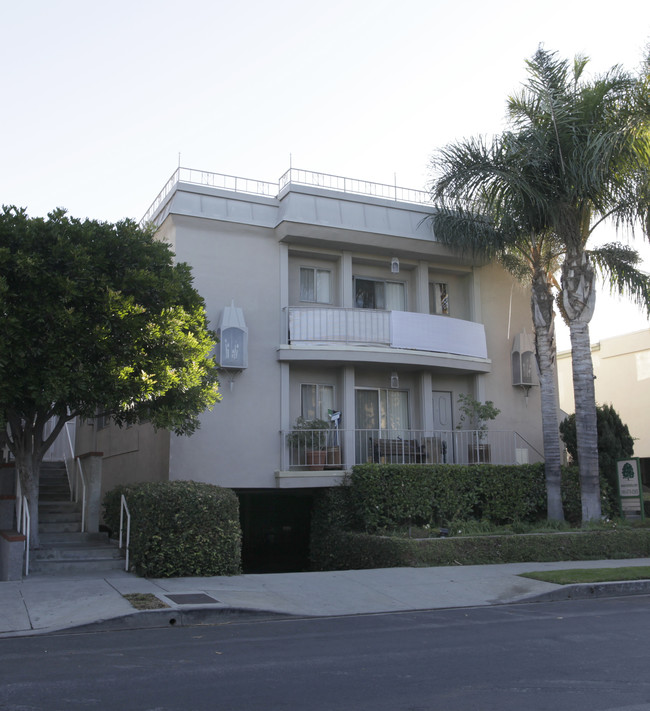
top-left (301, 383), bottom-right (335, 421)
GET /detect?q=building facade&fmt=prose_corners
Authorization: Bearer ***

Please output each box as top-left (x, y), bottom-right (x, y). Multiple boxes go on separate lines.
top-left (557, 329), bottom-right (650, 483)
top-left (76, 167), bottom-right (545, 570)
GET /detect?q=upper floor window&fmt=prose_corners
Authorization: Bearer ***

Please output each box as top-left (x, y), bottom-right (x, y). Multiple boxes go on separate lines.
top-left (354, 277), bottom-right (405, 310)
top-left (429, 282), bottom-right (449, 315)
top-left (300, 267), bottom-right (331, 304)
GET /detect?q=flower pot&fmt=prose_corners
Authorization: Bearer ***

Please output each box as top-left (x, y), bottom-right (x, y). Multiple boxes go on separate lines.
top-left (306, 450), bottom-right (327, 470)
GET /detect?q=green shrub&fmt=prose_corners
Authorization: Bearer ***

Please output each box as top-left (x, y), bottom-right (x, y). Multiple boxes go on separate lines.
top-left (102, 481), bottom-right (241, 577)
top-left (311, 528), bottom-right (650, 571)
top-left (310, 463), bottom-right (621, 570)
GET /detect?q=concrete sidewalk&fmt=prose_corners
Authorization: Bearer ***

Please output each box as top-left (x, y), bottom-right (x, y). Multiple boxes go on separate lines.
top-left (2, 558), bottom-right (650, 638)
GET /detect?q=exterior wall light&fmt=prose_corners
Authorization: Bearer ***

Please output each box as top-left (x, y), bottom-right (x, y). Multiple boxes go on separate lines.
top-left (391, 257), bottom-right (399, 274)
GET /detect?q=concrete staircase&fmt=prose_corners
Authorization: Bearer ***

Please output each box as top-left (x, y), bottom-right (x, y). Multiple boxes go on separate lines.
top-left (32, 462), bottom-right (125, 575)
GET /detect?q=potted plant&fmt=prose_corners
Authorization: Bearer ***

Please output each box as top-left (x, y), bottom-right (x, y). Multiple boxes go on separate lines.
top-left (456, 394), bottom-right (500, 463)
top-left (287, 417), bottom-right (330, 470)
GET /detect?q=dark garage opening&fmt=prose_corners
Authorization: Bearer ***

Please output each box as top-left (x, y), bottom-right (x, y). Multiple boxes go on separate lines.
top-left (237, 490), bottom-right (315, 574)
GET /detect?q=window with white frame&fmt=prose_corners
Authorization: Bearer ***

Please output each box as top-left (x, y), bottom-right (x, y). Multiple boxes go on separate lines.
top-left (301, 383), bottom-right (335, 421)
top-left (354, 277), bottom-right (405, 310)
top-left (300, 267), bottom-right (331, 304)
top-left (429, 282), bottom-right (449, 315)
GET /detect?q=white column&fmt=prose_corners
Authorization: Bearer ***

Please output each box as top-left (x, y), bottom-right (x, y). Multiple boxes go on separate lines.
top-left (342, 365), bottom-right (356, 469)
top-left (415, 261), bottom-right (429, 314)
top-left (340, 252), bottom-right (353, 308)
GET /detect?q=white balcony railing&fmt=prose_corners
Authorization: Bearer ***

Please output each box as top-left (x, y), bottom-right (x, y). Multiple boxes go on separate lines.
top-left (281, 429), bottom-right (543, 471)
top-left (287, 307), bottom-right (488, 359)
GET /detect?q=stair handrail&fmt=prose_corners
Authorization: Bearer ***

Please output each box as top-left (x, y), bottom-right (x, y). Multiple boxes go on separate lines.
top-left (63, 421), bottom-right (76, 501)
top-left (119, 494), bottom-right (130, 572)
top-left (16, 472), bottom-right (30, 575)
top-left (76, 458), bottom-right (87, 533)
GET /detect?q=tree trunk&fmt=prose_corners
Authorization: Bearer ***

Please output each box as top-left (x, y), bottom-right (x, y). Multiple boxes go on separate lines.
top-left (531, 273), bottom-right (564, 521)
top-left (562, 251), bottom-right (601, 522)
top-left (15, 451), bottom-right (42, 549)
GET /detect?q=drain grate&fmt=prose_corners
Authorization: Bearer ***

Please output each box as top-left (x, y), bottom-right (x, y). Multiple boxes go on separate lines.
top-left (165, 593), bottom-right (220, 605)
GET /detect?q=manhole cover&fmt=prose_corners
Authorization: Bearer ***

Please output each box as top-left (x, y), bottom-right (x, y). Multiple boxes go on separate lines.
top-left (166, 593), bottom-right (220, 605)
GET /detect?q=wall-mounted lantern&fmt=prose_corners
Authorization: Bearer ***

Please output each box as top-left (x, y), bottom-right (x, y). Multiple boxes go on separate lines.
top-left (390, 371), bottom-right (399, 389)
top-left (511, 331), bottom-right (536, 399)
top-left (217, 300), bottom-right (248, 389)
top-left (391, 257), bottom-right (400, 274)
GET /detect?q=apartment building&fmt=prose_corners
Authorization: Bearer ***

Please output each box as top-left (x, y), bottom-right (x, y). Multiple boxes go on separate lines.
top-left (76, 167), bottom-right (544, 570)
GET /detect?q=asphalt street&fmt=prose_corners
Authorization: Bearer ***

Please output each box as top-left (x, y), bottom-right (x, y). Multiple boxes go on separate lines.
top-left (1, 596), bottom-right (650, 711)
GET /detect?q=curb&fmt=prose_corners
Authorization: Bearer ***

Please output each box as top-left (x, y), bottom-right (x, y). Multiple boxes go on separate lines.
top-left (520, 579), bottom-right (650, 604)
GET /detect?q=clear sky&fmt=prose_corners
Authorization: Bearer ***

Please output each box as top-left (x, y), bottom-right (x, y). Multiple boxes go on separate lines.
top-left (2, 0), bottom-right (649, 349)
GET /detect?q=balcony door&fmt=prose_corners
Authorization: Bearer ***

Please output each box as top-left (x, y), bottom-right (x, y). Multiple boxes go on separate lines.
top-left (432, 390), bottom-right (453, 463)
top-left (355, 388), bottom-right (409, 462)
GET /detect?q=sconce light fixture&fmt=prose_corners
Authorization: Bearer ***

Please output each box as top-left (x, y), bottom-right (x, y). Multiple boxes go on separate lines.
top-left (391, 257), bottom-right (400, 274)
top-left (390, 371), bottom-right (399, 389)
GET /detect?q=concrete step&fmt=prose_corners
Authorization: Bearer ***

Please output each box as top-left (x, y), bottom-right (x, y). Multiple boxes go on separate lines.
top-left (29, 557), bottom-right (126, 574)
top-left (40, 531), bottom-right (110, 545)
top-left (39, 502), bottom-right (79, 513)
top-left (33, 544), bottom-right (123, 562)
top-left (30, 534), bottom-right (125, 574)
top-left (38, 521), bottom-right (83, 534)
top-left (39, 511), bottom-right (82, 524)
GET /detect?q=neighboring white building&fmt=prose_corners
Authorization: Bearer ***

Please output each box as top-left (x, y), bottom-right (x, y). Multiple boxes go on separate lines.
top-left (76, 167), bottom-right (545, 571)
top-left (557, 329), bottom-right (650, 483)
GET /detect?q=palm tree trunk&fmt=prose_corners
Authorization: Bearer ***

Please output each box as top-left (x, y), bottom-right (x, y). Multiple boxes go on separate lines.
top-left (562, 251), bottom-right (601, 522)
top-left (531, 275), bottom-right (564, 521)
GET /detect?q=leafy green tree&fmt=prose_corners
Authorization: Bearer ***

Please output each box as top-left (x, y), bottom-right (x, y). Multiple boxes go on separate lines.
top-left (560, 403), bottom-right (635, 510)
top-left (0, 207), bottom-right (220, 547)
top-left (431, 48), bottom-right (650, 522)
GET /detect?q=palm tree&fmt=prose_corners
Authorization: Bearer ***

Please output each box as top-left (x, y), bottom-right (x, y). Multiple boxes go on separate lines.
top-left (507, 49), bottom-right (650, 521)
top-left (431, 134), bottom-right (566, 520)
top-left (431, 48), bottom-right (650, 522)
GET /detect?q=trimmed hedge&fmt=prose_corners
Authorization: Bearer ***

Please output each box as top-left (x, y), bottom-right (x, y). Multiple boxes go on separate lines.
top-left (310, 463), bottom-right (620, 571)
top-left (311, 527), bottom-right (650, 571)
top-left (102, 481), bottom-right (241, 578)
top-left (346, 463), bottom-right (616, 532)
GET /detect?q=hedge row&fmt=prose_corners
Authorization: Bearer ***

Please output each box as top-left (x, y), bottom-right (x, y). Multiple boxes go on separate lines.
top-left (311, 527), bottom-right (650, 571)
top-left (346, 463), bottom-right (617, 531)
top-left (102, 481), bottom-right (241, 578)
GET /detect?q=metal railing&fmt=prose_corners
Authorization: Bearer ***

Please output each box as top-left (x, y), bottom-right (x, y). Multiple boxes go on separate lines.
top-left (62, 420), bottom-right (86, 532)
top-left (288, 307), bottom-right (391, 345)
top-left (141, 166), bottom-right (432, 225)
top-left (281, 428), bottom-right (544, 471)
top-left (119, 495), bottom-right (131, 572)
top-left (279, 168), bottom-right (431, 205)
top-left (15, 472), bottom-right (30, 575)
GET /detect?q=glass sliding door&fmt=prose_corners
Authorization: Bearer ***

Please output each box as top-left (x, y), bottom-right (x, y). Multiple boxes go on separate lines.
top-left (355, 388), bottom-right (410, 463)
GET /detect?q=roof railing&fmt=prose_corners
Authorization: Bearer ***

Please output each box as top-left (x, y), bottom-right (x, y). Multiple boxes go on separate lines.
top-left (141, 167), bottom-right (431, 224)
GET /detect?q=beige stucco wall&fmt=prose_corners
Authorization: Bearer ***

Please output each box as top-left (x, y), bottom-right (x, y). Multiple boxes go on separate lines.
top-left (557, 329), bottom-right (650, 458)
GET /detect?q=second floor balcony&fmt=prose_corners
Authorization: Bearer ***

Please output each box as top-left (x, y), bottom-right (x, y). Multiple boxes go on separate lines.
top-left (285, 307), bottom-right (488, 361)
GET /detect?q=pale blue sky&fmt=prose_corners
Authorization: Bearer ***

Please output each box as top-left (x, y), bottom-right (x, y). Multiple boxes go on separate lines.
top-left (2, 0), bottom-right (649, 347)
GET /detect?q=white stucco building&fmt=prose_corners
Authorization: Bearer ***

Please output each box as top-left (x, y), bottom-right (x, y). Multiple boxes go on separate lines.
top-left (76, 167), bottom-right (545, 570)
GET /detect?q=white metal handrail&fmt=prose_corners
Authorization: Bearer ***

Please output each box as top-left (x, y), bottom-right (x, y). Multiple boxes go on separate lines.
top-left (76, 458), bottom-right (87, 533)
top-left (119, 494), bottom-right (131, 572)
top-left (21, 495), bottom-right (30, 576)
top-left (141, 166), bottom-right (432, 225)
top-left (63, 421), bottom-right (76, 502)
top-left (16, 472), bottom-right (30, 575)
top-left (282, 428), bottom-right (545, 470)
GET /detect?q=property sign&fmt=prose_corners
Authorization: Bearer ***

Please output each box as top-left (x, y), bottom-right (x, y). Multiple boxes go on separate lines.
top-left (616, 458), bottom-right (644, 519)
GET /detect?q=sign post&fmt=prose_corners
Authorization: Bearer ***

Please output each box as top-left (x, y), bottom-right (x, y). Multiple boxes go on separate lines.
top-left (616, 458), bottom-right (645, 520)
